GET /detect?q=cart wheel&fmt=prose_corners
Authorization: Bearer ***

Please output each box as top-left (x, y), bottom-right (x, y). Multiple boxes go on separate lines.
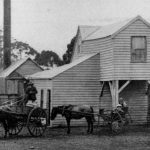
top-left (111, 111), bottom-right (123, 134)
top-left (27, 107), bottom-right (47, 137)
top-left (125, 113), bottom-right (132, 125)
top-left (9, 118), bottom-right (24, 135)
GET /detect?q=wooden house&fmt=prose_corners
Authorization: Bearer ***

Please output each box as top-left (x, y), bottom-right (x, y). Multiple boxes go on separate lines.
top-left (0, 57), bottom-right (43, 104)
top-left (29, 15), bottom-right (150, 126)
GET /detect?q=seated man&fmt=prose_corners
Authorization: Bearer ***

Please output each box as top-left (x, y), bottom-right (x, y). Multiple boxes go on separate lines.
top-left (24, 82), bottom-right (38, 106)
top-left (116, 104), bottom-right (124, 113)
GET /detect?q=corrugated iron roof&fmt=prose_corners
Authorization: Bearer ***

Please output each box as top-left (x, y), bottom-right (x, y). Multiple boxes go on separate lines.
top-left (28, 53), bottom-right (98, 79)
top-left (0, 57), bottom-right (31, 77)
top-left (79, 16), bottom-right (150, 41)
top-left (79, 25), bottom-right (100, 40)
top-left (79, 18), bottom-right (132, 40)
top-left (85, 18), bottom-right (132, 40)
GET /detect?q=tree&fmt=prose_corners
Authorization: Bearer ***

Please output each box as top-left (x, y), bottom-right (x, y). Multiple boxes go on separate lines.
top-left (34, 50), bottom-right (63, 67)
top-left (62, 36), bottom-right (76, 64)
top-left (11, 41), bottom-right (38, 59)
top-left (0, 40), bottom-right (38, 65)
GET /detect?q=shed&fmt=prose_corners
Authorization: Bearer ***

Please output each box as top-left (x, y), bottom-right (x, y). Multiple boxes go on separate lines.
top-left (0, 57), bottom-right (43, 104)
top-left (28, 53), bottom-right (101, 126)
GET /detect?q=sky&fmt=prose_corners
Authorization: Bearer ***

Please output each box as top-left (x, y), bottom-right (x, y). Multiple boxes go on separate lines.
top-left (1, 0), bottom-right (150, 57)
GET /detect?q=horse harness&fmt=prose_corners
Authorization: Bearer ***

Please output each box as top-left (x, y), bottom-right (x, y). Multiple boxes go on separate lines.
top-left (61, 105), bottom-right (73, 116)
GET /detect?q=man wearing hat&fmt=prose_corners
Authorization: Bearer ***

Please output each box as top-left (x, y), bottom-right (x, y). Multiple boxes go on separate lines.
top-left (116, 97), bottom-right (127, 113)
top-left (24, 81), bottom-right (38, 105)
top-left (116, 103), bottom-right (123, 112)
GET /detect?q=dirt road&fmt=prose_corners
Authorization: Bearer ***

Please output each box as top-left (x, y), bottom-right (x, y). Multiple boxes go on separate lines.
top-left (0, 126), bottom-right (150, 150)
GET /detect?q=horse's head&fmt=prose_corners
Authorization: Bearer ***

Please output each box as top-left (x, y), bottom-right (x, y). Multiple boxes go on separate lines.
top-left (51, 105), bottom-right (66, 120)
top-left (51, 107), bottom-right (58, 120)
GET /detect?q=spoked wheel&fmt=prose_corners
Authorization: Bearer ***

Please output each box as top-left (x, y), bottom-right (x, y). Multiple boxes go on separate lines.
top-left (27, 107), bottom-right (47, 137)
top-left (9, 118), bottom-right (24, 135)
top-left (124, 112), bottom-right (132, 125)
top-left (111, 111), bottom-right (124, 134)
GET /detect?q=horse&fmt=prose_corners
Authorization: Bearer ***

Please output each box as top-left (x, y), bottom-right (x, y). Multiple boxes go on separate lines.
top-left (0, 109), bottom-right (18, 138)
top-left (0, 105), bottom-right (19, 138)
top-left (51, 104), bottom-right (95, 134)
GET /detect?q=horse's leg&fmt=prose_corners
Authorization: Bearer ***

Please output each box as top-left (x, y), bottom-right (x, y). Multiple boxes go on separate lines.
top-left (3, 120), bottom-right (8, 138)
top-left (90, 117), bottom-right (93, 133)
top-left (66, 118), bottom-right (71, 134)
top-left (86, 117), bottom-right (90, 133)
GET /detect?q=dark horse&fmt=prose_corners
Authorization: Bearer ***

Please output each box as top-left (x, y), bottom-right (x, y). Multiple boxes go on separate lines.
top-left (0, 107), bottom-right (18, 138)
top-left (51, 104), bottom-right (95, 134)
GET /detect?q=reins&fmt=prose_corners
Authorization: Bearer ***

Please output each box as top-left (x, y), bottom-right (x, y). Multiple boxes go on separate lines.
top-left (0, 96), bottom-right (24, 108)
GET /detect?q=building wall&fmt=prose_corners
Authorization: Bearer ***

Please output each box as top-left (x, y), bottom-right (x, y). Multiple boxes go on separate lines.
top-left (52, 54), bottom-right (101, 126)
top-left (100, 82), bottom-right (112, 110)
top-left (31, 79), bottom-right (52, 109)
top-left (6, 79), bottom-right (18, 94)
top-left (72, 36), bottom-right (113, 81)
top-left (113, 19), bottom-right (150, 80)
top-left (120, 80), bottom-right (148, 124)
top-left (0, 78), bottom-right (6, 94)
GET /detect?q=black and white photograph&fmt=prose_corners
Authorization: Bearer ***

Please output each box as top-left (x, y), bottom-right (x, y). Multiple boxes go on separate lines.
top-left (0, 0), bottom-right (150, 149)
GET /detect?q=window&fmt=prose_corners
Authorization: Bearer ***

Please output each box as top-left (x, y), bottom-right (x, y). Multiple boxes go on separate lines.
top-left (131, 36), bottom-right (147, 62)
top-left (40, 89), bottom-right (44, 108)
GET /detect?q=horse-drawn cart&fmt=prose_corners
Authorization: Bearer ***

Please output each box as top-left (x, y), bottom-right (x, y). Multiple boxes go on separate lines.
top-left (98, 106), bottom-right (132, 134)
top-left (51, 104), bottom-right (132, 135)
top-left (0, 99), bottom-right (47, 138)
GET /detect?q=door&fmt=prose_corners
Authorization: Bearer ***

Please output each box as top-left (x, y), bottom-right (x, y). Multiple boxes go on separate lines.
top-left (47, 89), bottom-right (51, 125)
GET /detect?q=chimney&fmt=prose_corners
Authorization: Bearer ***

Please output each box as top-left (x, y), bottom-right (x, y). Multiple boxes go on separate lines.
top-left (3, 0), bottom-right (11, 69)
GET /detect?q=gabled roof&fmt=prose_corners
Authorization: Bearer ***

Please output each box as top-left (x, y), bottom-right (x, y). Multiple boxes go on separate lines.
top-left (79, 15), bottom-right (150, 41)
top-left (28, 53), bottom-right (98, 80)
top-left (0, 57), bottom-right (43, 78)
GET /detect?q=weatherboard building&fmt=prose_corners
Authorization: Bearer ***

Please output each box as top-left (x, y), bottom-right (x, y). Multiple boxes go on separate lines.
top-left (28, 15), bottom-right (150, 126)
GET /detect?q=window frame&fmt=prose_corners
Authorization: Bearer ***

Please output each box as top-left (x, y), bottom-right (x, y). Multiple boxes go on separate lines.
top-left (131, 36), bottom-right (147, 63)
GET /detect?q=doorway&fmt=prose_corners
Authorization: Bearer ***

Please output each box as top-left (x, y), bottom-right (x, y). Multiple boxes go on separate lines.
top-left (47, 89), bottom-right (51, 125)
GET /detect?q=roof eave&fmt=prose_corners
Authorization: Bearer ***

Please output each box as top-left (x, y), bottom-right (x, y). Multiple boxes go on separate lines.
top-left (83, 35), bottom-right (111, 42)
top-left (27, 77), bottom-right (52, 80)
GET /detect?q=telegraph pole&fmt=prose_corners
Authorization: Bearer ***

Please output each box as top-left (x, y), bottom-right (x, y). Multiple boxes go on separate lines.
top-left (3, 0), bottom-right (11, 69)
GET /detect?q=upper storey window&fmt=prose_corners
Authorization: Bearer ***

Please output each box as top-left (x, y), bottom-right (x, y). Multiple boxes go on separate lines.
top-left (131, 36), bottom-right (147, 62)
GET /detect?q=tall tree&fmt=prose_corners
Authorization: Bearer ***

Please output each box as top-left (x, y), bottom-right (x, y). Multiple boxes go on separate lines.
top-left (0, 40), bottom-right (38, 65)
top-left (34, 50), bottom-right (63, 67)
top-left (63, 36), bottom-right (76, 64)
